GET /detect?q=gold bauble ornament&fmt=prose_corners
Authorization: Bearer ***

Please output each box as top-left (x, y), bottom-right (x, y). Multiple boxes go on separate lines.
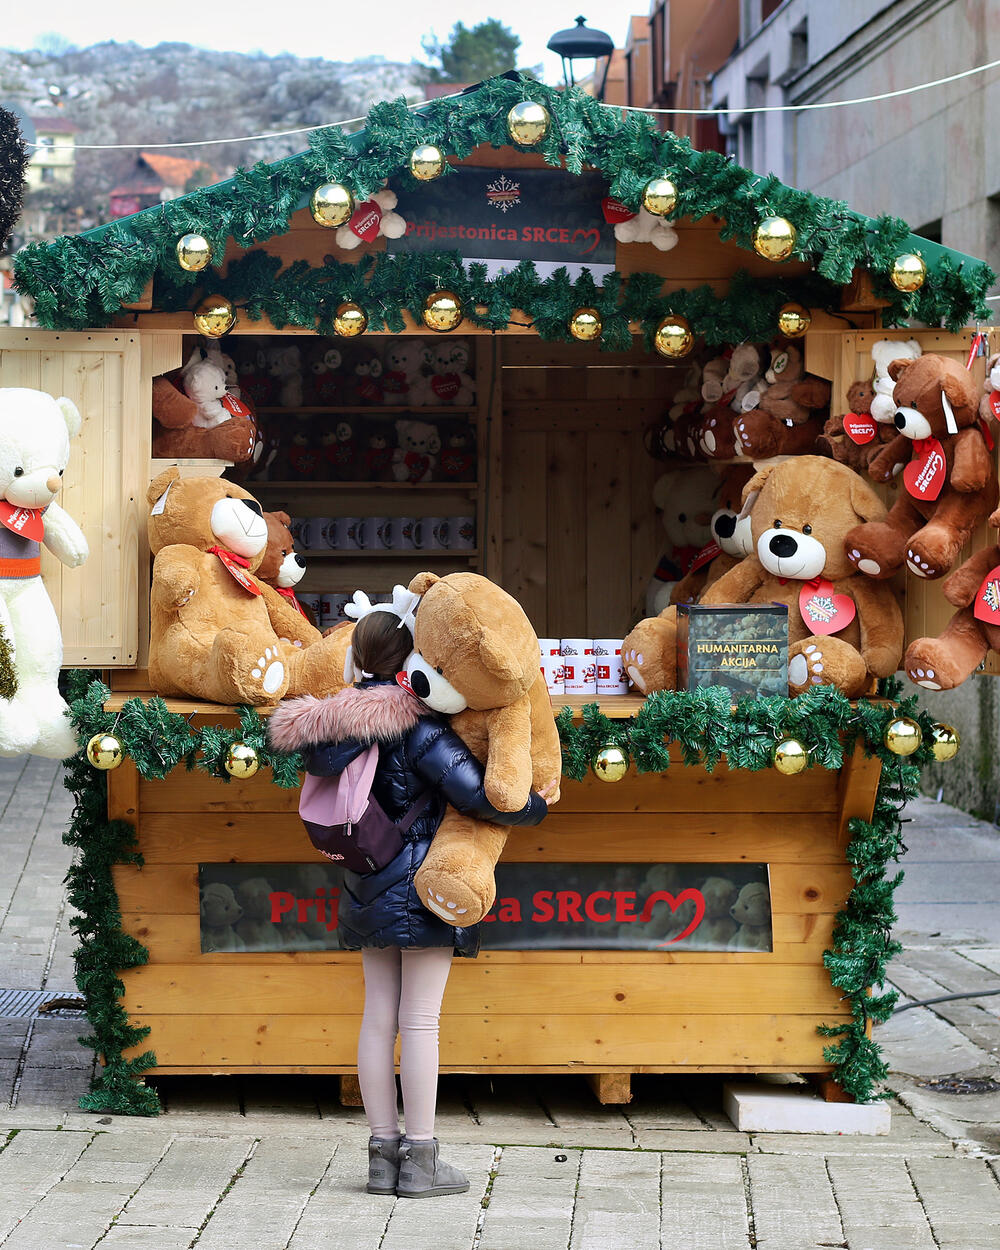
top-left (771, 738), bottom-right (809, 775)
top-left (333, 301), bottom-right (368, 337)
top-left (777, 302), bottom-right (811, 338)
top-left (569, 307), bottom-right (602, 342)
top-left (890, 252), bottom-right (927, 293)
top-left (310, 182), bottom-right (354, 228)
top-left (422, 289), bottom-right (463, 332)
top-left (930, 722), bottom-right (960, 762)
top-left (176, 233), bottom-right (212, 272)
top-left (654, 313), bottom-right (694, 358)
top-left (642, 176), bottom-right (678, 217)
top-left (753, 216), bottom-right (797, 262)
top-left (507, 100), bottom-right (550, 146)
top-left (86, 733), bottom-right (124, 771)
top-left (409, 144), bottom-right (445, 181)
top-left (592, 744), bottom-right (629, 783)
top-left (884, 717), bottom-right (923, 756)
top-left (193, 295), bottom-right (236, 338)
top-left (225, 742), bottom-right (260, 779)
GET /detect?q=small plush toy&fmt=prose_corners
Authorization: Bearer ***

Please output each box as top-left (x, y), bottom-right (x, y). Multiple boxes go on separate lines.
top-left (381, 339), bottom-right (426, 404)
top-left (979, 351), bottom-right (1000, 425)
top-left (816, 378), bottom-right (896, 473)
top-left (733, 350), bottom-right (831, 460)
top-left (392, 419), bottom-right (440, 483)
top-left (695, 345), bottom-right (766, 459)
top-left (335, 185), bottom-right (407, 251)
top-left (286, 418), bottom-right (323, 482)
top-left (322, 417), bottom-right (359, 482)
top-left (728, 882), bottom-right (771, 951)
top-left (846, 354), bottom-right (999, 581)
top-left (350, 346), bottom-right (384, 406)
top-left (400, 571), bottom-right (563, 926)
top-left (267, 345), bottom-right (303, 409)
top-left (699, 876), bottom-right (738, 948)
top-left (179, 347), bottom-right (230, 428)
top-left (200, 882), bottom-right (245, 952)
top-left (870, 337), bottom-right (921, 425)
top-left (645, 465), bottom-right (717, 616)
top-left (437, 423), bottom-right (476, 482)
top-left (304, 342), bottom-right (344, 406)
top-left (255, 510), bottom-right (310, 623)
top-left (151, 374), bottom-right (259, 464)
top-left (234, 342), bottom-right (275, 407)
top-left (903, 507), bottom-right (1000, 691)
top-left (421, 339), bottom-right (476, 406)
top-left (234, 876), bottom-right (279, 948)
top-left (0, 388), bottom-right (89, 759)
top-left (700, 355), bottom-right (730, 404)
top-left (613, 206), bottom-right (679, 252)
top-left (145, 468), bottom-right (353, 705)
top-left (361, 423), bottom-right (394, 481)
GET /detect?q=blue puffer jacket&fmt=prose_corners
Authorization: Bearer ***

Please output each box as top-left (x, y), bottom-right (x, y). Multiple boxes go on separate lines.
top-left (268, 680), bottom-right (548, 957)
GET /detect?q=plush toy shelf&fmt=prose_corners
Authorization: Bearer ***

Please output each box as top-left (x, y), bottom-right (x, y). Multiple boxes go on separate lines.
top-left (255, 406), bottom-right (478, 416)
top-left (251, 480), bottom-right (477, 492)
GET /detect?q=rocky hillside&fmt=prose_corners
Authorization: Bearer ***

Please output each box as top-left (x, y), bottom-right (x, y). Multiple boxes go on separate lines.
top-left (0, 41), bottom-right (427, 227)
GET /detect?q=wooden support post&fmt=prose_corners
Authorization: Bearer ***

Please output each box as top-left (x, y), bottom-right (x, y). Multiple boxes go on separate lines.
top-left (809, 1074), bottom-right (854, 1104)
top-left (586, 1072), bottom-right (632, 1105)
top-left (339, 1073), bottom-right (364, 1107)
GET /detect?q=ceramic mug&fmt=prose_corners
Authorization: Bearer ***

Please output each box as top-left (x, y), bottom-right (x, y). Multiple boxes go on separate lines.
top-left (389, 516), bottom-right (417, 550)
top-left (320, 592), bottom-right (351, 628)
top-left (299, 516), bottom-right (332, 550)
top-left (562, 638), bottom-right (596, 695)
top-left (359, 516), bottom-right (391, 550)
top-left (594, 638), bottom-right (628, 695)
top-left (538, 638), bottom-right (564, 695)
top-left (297, 592), bottom-right (321, 621)
top-left (328, 517), bottom-right (361, 550)
top-left (447, 515), bottom-right (475, 550)
top-left (418, 516), bottom-right (450, 550)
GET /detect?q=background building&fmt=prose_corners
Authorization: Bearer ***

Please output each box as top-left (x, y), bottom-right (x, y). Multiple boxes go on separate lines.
top-left (23, 114), bottom-right (78, 191)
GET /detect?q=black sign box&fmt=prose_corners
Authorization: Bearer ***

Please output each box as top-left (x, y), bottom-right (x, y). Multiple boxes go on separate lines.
top-left (677, 604), bottom-right (789, 699)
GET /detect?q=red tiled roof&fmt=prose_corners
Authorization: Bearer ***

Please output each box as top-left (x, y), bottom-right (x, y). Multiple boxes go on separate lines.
top-left (140, 152), bottom-right (214, 187)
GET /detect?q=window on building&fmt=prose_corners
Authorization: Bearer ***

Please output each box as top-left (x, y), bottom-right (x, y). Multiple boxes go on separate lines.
top-left (790, 19), bottom-right (809, 73)
top-left (915, 218), bottom-right (942, 244)
top-left (651, 3), bottom-right (665, 100)
top-left (36, 135), bottom-right (54, 148)
top-left (761, 0), bottom-right (783, 20)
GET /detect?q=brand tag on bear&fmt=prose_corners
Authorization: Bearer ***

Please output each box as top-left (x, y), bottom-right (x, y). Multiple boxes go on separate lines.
top-left (349, 201), bottom-right (383, 242)
top-left (221, 393), bottom-right (252, 419)
top-left (988, 392), bottom-right (1000, 421)
top-left (903, 437), bottom-right (946, 501)
top-left (0, 501), bottom-right (46, 541)
top-left (799, 577), bottom-right (856, 635)
top-left (207, 546), bottom-right (261, 596)
top-left (844, 413), bottom-right (877, 445)
top-left (974, 566), bottom-right (1000, 625)
top-left (431, 373), bottom-right (460, 401)
top-left (688, 541), bottom-right (721, 573)
top-left (601, 196), bottom-right (634, 224)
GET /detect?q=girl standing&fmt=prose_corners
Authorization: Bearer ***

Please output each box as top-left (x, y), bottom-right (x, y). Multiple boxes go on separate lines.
top-left (268, 601), bottom-right (551, 1198)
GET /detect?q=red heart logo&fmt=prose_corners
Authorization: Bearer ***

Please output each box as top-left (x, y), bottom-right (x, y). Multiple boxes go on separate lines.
top-left (349, 200), bottom-right (382, 242)
top-left (638, 888), bottom-right (706, 945)
top-left (843, 413), bottom-right (876, 445)
top-left (903, 437), bottom-right (946, 501)
top-left (432, 373), bottom-right (460, 400)
top-left (798, 578), bottom-right (857, 635)
top-left (0, 501), bottom-right (46, 542)
top-left (602, 196), bottom-right (634, 224)
top-left (974, 566), bottom-right (1000, 625)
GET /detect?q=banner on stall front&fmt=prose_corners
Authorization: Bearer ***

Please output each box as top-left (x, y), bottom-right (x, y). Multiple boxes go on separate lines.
top-left (198, 862), bottom-right (773, 953)
top-left (387, 168), bottom-right (616, 278)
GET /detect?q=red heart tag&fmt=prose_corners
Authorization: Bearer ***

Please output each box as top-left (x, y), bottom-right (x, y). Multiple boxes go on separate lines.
top-left (843, 413), bottom-right (877, 445)
top-left (221, 393), bottom-right (251, 420)
top-left (349, 200), bottom-right (382, 241)
top-left (432, 373), bottom-right (460, 400)
top-left (798, 577), bottom-right (857, 635)
top-left (688, 540), bottom-right (722, 573)
top-left (0, 500), bottom-right (45, 541)
top-left (208, 546), bottom-right (262, 596)
top-left (382, 369), bottom-right (408, 394)
top-left (357, 378), bottom-right (382, 403)
top-left (602, 196), bottom-right (634, 224)
top-left (903, 437), bottom-right (946, 501)
top-left (974, 565), bottom-right (1000, 624)
top-left (989, 392), bottom-right (1000, 420)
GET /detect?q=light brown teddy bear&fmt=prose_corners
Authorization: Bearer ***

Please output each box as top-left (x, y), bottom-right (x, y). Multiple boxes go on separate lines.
top-left (400, 572), bottom-right (563, 926)
top-left (699, 456), bottom-right (904, 698)
top-left (728, 881), bottom-right (771, 951)
top-left (699, 876), bottom-right (739, 948)
top-left (147, 468), bottom-right (350, 705)
top-left (199, 881), bottom-right (245, 952)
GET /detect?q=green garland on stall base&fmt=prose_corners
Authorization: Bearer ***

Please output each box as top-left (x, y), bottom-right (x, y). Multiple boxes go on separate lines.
top-left (555, 684), bottom-right (936, 1104)
top-left (14, 74), bottom-right (994, 334)
top-left (62, 675), bottom-right (304, 1116)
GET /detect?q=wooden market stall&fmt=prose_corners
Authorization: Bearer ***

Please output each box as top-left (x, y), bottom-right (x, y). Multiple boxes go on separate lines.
top-left (9, 77), bottom-right (997, 1112)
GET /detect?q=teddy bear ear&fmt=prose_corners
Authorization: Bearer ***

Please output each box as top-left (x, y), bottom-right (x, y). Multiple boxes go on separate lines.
top-left (408, 572), bottom-right (440, 595)
top-left (54, 396), bottom-right (82, 438)
top-left (848, 471), bottom-right (887, 523)
top-left (478, 628), bottom-right (520, 682)
top-left (146, 466), bottom-right (180, 507)
top-left (736, 464), bottom-right (777, 519)
top-left (272, 510), bottom-right (291, 527)
top-left (886, 357), bottom-right (915, 383)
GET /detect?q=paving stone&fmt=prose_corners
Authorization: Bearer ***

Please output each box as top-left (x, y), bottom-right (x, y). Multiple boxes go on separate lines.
top-left (65, 1127), bottom-right (170, 1185)
top-left (287, 1141), bottom-right (394, 1250)
top-left (118, 1134), bottom-right (257, 1228)
top-left (632, 1127), bottom-right (751, 1153)
top-left (747, 1154), bottom-right (843, 1249)
top-left (0, 1181), bottom-right (134, 1250)
top-left (478, 1146), bottom-right (579, 1250)
top-left (570, 1148), bottom-right (660, 1250)
top-left (20, 1016), bottom-right (94, 1068)
top-left (0, 1018), bottom-right (29, 1061)
top-left (907, 1157), bottom-right (1000, 1249)
top-left (877, 999), bottom-right (994, 1078)
top-left (99, 1226), bottom-right (199, 1249)
top-left (827, 1156), bottom-right (936, 1250)
top-left (660, 1152), bottom-right (751, 1250)
top-left (753, 1130), bottom-right (952, 1156)
top-left (380, 1143), bottom-right (493, 1250)
top-left (14, 1060), bottom-right (93, 1109)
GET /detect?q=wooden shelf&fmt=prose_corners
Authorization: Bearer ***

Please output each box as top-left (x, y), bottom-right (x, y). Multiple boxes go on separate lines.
top-left (255, 406), bottom-right (477, 416)
top-left (251, 480), bottom-right (477, 492)
top-left (303, 548), bottom-right (479, 559)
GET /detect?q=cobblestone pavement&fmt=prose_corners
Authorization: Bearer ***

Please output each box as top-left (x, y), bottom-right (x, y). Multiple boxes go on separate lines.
top-left (1, 757), bottom-right (999, 1248)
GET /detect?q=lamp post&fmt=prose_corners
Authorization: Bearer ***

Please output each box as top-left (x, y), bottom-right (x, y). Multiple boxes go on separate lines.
top-left (547, 15), bottom-right (615, 95)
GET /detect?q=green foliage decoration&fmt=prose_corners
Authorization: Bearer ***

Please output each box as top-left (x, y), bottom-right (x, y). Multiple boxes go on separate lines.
top-left (556, 685), bottom-right (936, 1103)
top-left (14, 75), bottom-right (993, 335)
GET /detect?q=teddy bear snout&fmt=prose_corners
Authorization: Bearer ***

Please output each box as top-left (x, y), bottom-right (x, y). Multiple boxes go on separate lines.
top-left (46, 474), bottom-right (61, 493)
top-left (757, 528), bottom-right (827, 579)
top-left (768, 532), bottom-right (799, 558)
top-left (894, 406), bottom-right (932, 439)
top-left (7, 468), bottom-right (62, 508)
top-left (209, 496), bottom-right (268, 558)
top-left (404, 652), bottom-right (469, 714)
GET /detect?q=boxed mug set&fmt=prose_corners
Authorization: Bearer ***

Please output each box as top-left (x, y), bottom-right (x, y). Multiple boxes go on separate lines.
top-left (539, 638), bottom-right (628, 697)
top-left (291, 515), bottom-right (475, 552)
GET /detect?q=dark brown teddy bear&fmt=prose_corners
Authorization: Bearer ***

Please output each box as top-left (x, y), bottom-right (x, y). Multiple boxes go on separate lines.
top-left (817, 379), bottom-right (897, 473)
top-left (845, 354), bottom-right (999, 582)
top-left (732, 375), bottom-right (830, 460)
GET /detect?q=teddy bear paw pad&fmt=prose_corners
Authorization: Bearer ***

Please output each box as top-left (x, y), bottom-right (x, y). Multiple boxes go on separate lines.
top-left (250, 648), bottom-right (285, 693)
top-left (909, 666), bottom-right (942, 690)
top-left (906, 550), bottom-right (937, 578)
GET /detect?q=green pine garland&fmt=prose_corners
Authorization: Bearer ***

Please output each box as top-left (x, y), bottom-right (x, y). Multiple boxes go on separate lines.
top-left (556, 684), bottom-right (936, 1103)
top-left (14, 75), bottom-right (994, 334)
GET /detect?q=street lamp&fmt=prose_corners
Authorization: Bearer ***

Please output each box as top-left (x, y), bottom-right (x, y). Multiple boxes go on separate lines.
top-left (547, 15), bottom-right (615, 94)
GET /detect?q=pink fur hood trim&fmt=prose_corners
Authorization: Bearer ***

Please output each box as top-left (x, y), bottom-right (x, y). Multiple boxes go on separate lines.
top-left (267, 684), bottom-right (425, 752)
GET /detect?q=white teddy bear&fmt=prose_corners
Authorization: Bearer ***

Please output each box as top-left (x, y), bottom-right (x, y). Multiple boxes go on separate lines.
top-left (0, 388), bottom-right (89, 759)
top-left (870, 337), bottom-right (921, 425)
top-left (382, 339), bottom-right (428, 405)
top-left (266, 345), bottom-right (303, 408)
top-left (645, 465), bottom-right (717, 616)
top-left (335, 186), bottom-right (407, 252)
top-left (392, 419), bottom-right (441, 483)
top-left (421, 339), bottom-right (476, 406)
top-left (613, 206), bottom-right (679, 252)
top-left (179, 347), bottom-right (230, 428)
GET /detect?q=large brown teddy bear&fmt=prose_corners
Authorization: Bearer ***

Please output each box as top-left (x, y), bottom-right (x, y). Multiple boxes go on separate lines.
top-left (903, 506), bottom-right (1000, 691)
top-left (400, 572), bottom-right (562, 926)
top-left (151, 374), bottom-right (259, 463)
top-left (846, 354), bottom-right (999, 582)
top-left (697, 456), bottom-right (903, 697)
top-left (147, 469), bottom-right (350, 705)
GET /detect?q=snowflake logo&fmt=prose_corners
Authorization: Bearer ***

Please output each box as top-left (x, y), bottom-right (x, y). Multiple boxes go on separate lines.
top-left (804, 594), bottom-right (836, 624)
top-left (982, 579), bottom-right (1000, 613)
top-left (486, 173), bottom-right (520, 213)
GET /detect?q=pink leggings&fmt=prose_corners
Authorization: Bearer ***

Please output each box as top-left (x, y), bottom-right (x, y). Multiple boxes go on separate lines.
top-left (358, 945), bottom-right (453, 1141)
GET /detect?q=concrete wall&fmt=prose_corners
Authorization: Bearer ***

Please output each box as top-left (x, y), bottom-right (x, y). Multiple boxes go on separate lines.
top-left (918, 676), bottom-right (1000, 825)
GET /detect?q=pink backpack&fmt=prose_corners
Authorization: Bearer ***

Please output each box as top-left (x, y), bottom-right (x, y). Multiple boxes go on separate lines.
top-left (298, 746), bottom-right (431, 873)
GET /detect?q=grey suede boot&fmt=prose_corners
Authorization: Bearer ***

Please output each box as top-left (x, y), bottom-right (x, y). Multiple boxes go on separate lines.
top-left (396, 1137), bottom-right (470, 1198)
top-left (367, 1137), bottom-right (401, 1195)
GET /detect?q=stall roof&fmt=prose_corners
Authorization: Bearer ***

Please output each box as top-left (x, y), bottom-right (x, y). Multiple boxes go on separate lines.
top-left (14, 73), bottom-right (994, 342)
